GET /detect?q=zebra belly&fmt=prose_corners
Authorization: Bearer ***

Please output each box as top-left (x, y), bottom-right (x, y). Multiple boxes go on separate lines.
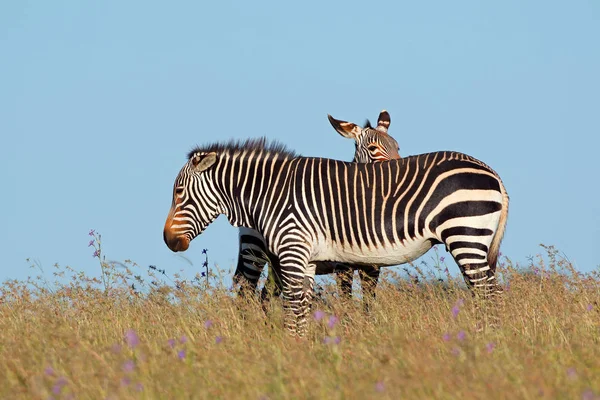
top-left (311, 237), bottom-right (433, 267)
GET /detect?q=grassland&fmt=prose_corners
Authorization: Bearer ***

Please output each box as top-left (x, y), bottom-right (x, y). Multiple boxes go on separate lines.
top-left (1, 241), bottom-right (599, 400)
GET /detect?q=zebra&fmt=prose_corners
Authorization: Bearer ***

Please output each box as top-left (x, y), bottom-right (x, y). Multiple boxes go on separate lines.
top-left (233, 110), bottom-right (401, 309)
top-left (163, 139), bottom-right (509, 336)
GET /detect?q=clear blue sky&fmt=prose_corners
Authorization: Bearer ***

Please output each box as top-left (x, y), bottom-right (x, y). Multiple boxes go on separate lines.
top-left (1, 1), bottom-right (599, 286)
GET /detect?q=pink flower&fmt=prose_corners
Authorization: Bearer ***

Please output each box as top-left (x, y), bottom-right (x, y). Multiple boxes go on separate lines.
top-left (327, 315), bottom-right (339, 329)
top-left (314, 310), bottom-right (325, 321)
top-left (125, 329), bottom-right (139, 348)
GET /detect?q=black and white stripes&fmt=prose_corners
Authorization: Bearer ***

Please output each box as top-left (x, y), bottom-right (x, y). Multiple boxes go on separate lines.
top-left (232, 111), bottom-right (401, 306)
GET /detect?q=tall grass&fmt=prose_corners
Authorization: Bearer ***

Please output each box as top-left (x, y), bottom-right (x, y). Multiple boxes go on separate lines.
top-left (1, 236), bottom-right (599, 399)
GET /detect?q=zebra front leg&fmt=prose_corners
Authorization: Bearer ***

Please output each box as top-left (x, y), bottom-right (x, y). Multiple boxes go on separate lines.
top-left (358, 265), bottom-right (380, 313)
top-left (278, 254), bottom-right (312, 337)
top-left (298, 263), bottom-right (317, 333)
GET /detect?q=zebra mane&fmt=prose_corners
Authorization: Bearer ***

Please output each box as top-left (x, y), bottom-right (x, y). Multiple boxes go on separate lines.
top-left (187, 137), bottom-right (299, 160)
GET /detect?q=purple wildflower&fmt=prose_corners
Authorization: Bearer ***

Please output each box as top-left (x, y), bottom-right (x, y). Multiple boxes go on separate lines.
top-left (122, 360), bottom-right (135, 373)
top-left (567, 367), bottom-right (577, 379)
top-left (440, 256), bottom-right (445, 263)
top-left (457, 331), bottom-right (466, 341)
top-left (204, 320), bottom-right (213, 329)
top-left (327, 315), bottom-right (339, 329)
top-left (486, 342), bottom-right (495, 353)
top-left (180, 335), bottom-right (187, 344)
top-left (451, 347), bottom-right (461, 356)
top-left (586, 304), bottom-right (593, 312)
top-left (125, 329), bottom-right (139, 348)
top-left (444, 267), bottom-right (449, 274)
top-left (323, 336), bottom-right (341, 345)
top-left (442, 333), bottom-right (451, 342)
top-left (88, 240), bottom-right (94, 247)
top-left (498, 252), bottom-right (503, 257)
top-left (93, 250), bottom-right (100, 258)
top-left (582, 389), bottom-right (596, 400)
top-left (45, 366), bottom-right (55, 376)
top-left (178, 350), bottom-right (186, 360)
top-left (52, 377), bottom-right (68, 395)
top-left (88, 229), bottom-right (95, 236)
top-left (121, 377), bottom-right (131, 386)
top-left (451, 305), bottom-right (460, 318)
top-left (168, 339), bottom-right (176, 348)
top-left (215, 336), bottom-right (223, 344)
top-left (375, 381), bottom-right (385, 393)
top-left (314, 310), bottom-right (325, 321)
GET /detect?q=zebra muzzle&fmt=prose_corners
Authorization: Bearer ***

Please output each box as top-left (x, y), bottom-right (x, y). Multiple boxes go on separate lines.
top-left (163, 225), bottom-right (190, 252)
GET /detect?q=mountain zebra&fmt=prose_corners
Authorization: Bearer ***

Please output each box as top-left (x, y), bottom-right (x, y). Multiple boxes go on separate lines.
top-left (233, 111), bottom-right (400, 308)
top-left (164, 140), bottom-right (509, 336)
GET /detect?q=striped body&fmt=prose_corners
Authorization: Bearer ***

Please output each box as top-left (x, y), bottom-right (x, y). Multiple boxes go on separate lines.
top-left (233, 111), bottom-right (399, 307)
top-left (164, 142), bottom-right (508, 335)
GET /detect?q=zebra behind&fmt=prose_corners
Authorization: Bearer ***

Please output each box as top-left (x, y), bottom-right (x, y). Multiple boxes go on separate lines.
top-left (233, 110), bottom-right (400, 307)
top-left (164, 140), bottom-right (509, 336)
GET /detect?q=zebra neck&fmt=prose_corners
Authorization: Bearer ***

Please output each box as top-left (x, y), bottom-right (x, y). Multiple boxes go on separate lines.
top-left (213, 152), bottom-right (294, 231)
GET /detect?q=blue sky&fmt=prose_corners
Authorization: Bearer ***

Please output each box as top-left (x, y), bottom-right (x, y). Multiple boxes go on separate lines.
top-left (1, 1), bottom-right (599, 286)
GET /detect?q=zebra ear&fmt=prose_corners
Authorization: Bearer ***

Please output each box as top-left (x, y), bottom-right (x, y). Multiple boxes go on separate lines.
top-left (191, 152), bottom-right (217, 172)
top-left (327, 114), bottom-right (362, 139)
top-left (376, 110), bottom-right (391, 133)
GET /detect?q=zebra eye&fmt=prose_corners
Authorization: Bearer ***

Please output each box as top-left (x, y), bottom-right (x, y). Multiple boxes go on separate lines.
top-left (367, 145), bottom-right (378, 152)
top-left (175, 187), bottom-right (184, 196)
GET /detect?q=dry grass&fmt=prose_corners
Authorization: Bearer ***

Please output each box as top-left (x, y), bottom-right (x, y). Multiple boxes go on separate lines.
top-left (1, 242), bottom-right (599, 400)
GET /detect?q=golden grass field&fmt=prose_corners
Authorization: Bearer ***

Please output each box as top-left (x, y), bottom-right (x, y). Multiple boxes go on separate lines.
top-left (1, 239), bottom-right (599, 400)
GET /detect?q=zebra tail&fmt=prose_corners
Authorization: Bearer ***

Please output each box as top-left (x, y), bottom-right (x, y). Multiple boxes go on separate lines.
top-left (488, 179), bottom-right (509, 272)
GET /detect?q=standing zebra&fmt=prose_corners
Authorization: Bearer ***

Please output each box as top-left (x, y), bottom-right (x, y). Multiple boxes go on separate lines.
top-left (164, 139), bottom-right (509, 336)
top-left (233, 111), bottom-right (401, 308)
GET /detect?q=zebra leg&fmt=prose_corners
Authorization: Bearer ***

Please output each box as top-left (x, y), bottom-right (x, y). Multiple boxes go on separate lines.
top-left (260, 251), bottom-right (283, 313)
top-left (234, 229), bottom-right (270, 298)
top-left (358, 265), bottom-right (380, 313)
top-left (278, 253), bottom-right (311, 337)
top-left (297, 263), bottom-right (317, 334)
top-left (450, 249), bottom-right (502, 327)
top-left (335, 264), bottom-right (354, 301)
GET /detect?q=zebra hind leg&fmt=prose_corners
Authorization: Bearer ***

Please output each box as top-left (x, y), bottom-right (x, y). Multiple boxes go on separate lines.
top-left (260, 252), bottom-right (284, 315)
top-left (358, 265), bottom-right (380, 313)
top-left (459, 261), bottom-right (502, 329)
top-left (335, 264), bottom-right (354, 302)
top-left (234, 247), bottom-right (268, 299)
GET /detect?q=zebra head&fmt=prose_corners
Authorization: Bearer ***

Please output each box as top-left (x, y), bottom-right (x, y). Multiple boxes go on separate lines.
top-left (163, 151), bottom-right (220, 252)
top-left (328, 110), bottom-right (400, 162)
